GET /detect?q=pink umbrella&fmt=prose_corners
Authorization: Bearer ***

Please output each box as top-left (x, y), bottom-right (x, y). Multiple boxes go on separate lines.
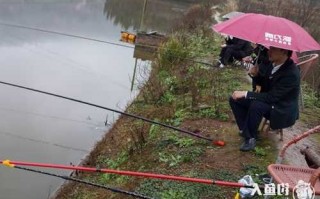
top-left (213, 13), bottom-right (320, 52)
top-left (291, 51), bottom-right (299, 63)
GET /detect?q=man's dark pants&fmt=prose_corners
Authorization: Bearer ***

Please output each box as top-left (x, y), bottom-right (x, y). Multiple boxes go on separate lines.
top-left (229, 97), bottom-right (272, 139)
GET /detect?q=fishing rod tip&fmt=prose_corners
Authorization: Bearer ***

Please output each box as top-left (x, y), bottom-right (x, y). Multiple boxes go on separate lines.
top-left (213, 140), bottom-right (225, 146)
top-left (2, 159), bottom-right (15, 168)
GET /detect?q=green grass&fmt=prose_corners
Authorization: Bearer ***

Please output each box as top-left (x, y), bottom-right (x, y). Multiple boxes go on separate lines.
top-left (155, 133), bottom-right (205, 167)
top-left (95, 151), bottom-right (129, 185)
top-left (136, 170), bottom-right (239, 199)
top-left (70, 187), bottom-right (100, 199)
top-left (299, 81), bottom-right (320, 126)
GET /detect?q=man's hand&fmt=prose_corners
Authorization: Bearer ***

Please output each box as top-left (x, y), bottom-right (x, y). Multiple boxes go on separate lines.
top-left (255, 85), bottom-right (262, 93)
top-left (242, 56), bottom-right (252, 62)
top-left (248, 65), bottom-right (259, 77)
top-left (232, 91), bottom-right (247, 100)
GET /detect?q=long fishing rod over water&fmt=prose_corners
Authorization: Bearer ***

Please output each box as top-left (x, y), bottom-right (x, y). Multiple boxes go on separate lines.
top-left (0, 22), bottom-right (216, 67)
top-left (0, 81), bottom-right (224, 145)
top-left (2, 162), bottom-right (152, 199)
top-left (1, 159), bottom-right (256, 189)
top-left (0, 22), bottom-right (134, 49)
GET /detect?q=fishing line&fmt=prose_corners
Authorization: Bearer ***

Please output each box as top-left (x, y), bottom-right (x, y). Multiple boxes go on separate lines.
top-left (0, 81), bottom-right (216, 143)
top-left (0, 130), bottom-right (90, 153)
top-left (9, 165), bottom-right (153, 199)
top-left (4, 30), bottom-right (98, 71)
top-left (1, 30), bottom-right (130, 90)
top-left (0, 106), bottom-right (101, 127)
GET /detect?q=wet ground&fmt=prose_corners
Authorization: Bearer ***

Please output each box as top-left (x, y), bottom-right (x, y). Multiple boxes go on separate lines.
top-left (272, 122), bottom-right (320, 166)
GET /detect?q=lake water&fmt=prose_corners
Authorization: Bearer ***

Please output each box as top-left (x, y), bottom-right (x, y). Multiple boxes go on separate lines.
top-left (0, 0), bottom-right (190, 198)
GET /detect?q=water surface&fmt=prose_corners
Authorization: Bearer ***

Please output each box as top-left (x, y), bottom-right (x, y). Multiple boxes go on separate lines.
top-left (0, 0), bottom-right (190, 198)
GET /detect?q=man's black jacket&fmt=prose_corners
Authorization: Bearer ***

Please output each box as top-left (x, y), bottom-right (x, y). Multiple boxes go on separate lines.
top-left (247, 58), bottom-right (300, 129)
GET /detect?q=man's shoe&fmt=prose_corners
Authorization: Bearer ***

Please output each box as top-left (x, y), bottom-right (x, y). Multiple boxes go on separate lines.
top-left (219, 63), bottom-right (225, 68)
top-left (215, 60), bottom-right (222, 68)
top-left (240, 138), bottom-right (256, 151)
top-left (215, 60), bottom-right (225, 68)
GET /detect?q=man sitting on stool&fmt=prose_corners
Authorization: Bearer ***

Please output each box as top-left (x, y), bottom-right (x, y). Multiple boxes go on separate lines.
top-left (217, 37), bottom-right (253, 68)
top-left (229, 47), bottom-right (300, 151)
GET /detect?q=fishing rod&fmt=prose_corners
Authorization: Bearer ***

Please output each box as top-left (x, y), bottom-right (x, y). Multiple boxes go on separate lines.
top-left (0, 81), bottom-right (225, 145)
top-left (0, 22), bottom-right (134, 49)
top-left (1, 159), bottom-right (259, 189)
top-left (0, 22), bottom-right (164, 51)
top-left (1, 162), bottom-right (152, 199)
top-left (0, 22), bottom-right (216, 67)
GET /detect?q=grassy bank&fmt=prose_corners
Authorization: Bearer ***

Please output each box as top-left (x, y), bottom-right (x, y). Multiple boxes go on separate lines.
top-left (55, 3), bottom-right (320, 199)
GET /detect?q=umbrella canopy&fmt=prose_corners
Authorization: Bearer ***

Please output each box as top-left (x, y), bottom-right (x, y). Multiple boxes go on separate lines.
top-left (213, 13), bottom-right (320, 52)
